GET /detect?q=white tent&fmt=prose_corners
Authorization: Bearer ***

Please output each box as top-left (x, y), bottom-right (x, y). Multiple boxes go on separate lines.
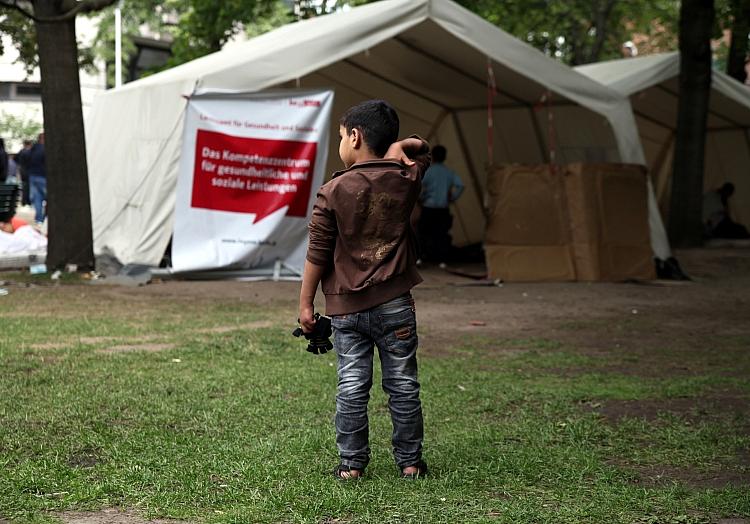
top-left (86, 0), bottom-right (671, 268)
top-left (577, 52), bottom-right (750, 231)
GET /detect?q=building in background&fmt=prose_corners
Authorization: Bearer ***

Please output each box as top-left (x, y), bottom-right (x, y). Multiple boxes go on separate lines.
top-left (0, 16), bottom-right (174, 152)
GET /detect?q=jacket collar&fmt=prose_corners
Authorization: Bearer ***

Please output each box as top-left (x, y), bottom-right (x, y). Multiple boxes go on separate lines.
top-left (332, 159), bottom-right (404, 179)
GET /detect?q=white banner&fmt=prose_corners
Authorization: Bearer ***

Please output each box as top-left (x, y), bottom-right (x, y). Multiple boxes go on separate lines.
top-left (172, 90), bottom-right (334, 273)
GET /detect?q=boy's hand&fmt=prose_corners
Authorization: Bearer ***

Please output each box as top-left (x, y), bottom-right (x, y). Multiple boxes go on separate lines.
top-left (385, 138), bottom-right (423, 166)
top-left (299, 304), bottom-right (316, 333)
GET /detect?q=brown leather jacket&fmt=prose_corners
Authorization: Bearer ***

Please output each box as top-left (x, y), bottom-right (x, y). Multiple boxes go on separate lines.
top-left (306, 140), bottom-right (431, 315)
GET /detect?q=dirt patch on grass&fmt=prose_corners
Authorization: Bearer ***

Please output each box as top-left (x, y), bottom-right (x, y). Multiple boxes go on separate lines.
top-left (78, 336), bottom-right (119, 344)
top-left (614, 460), bottom-right (750, 489)
top-left (30, 336), bottom-right (160, 351)
top-left (318, 517), bottom-right (353, 524)
top-left (97, 343), bottom-right (175, 354)
top-left (582, 395), bottom-right (750, 426)
top-left (67, 447), bottom-right (102, 469)
top-left (55, 508), bottom-right (187, 524)
top-left (194, 320), bottom-right (273, 333)
top-left (27, 353), bottom-right (64, 366)
top-left (29, 341), bottom-right (70, 350)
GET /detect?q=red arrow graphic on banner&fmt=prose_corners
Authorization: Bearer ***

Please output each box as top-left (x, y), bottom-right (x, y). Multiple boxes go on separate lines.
top-left (191, 129), bottom-right (318, 224)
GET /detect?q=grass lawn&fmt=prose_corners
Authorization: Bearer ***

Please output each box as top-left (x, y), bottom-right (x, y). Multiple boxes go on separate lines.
top-left (0, 276), bottom-right (748, 523)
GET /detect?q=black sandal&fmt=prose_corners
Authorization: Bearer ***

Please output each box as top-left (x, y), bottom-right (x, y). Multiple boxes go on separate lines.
top-left (400, 460), bottom-right (428, 479)
top-left (333, 464), bottom-right (363, 480)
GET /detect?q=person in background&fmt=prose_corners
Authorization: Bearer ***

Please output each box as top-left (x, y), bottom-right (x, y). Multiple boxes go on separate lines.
top-left (417, 145), bottom-right (464, 265)
top-left (0, 139), bottom-right (8, 185)
top-left (702, 182), bottom-right (749, 239)
top-left (6, 154), bottom-right (18, 184)
top-left (26, 133), bottom-right (46, 223)
top-left (16, 139), bottom-right (33, 206)
top-left (0, 215), bottom-right (28, 234)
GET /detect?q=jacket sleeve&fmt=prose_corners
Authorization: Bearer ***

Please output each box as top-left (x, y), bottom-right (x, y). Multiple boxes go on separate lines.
top-left (306, 186), bottom-right (337, 267)
top-left (408, 134), bottom-right (432, 180)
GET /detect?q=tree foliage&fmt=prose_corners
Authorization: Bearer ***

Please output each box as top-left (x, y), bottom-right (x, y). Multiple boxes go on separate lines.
top-left (3, 0), bottom-right (749, 74)
top-left (452, 0), bottom-right (681, 65)
top-left (0, 10), bottom-right (37, 73)
top-left (725, 0), bottom-right (750, 81)
top-left (85, 0), bottom-right (292, 83)
top-left (1, 0), bottom-right (291, 82)
top-left (165, 0), bottom-right (283, 64)
top-left (0, 111), bottom-right (43, 150)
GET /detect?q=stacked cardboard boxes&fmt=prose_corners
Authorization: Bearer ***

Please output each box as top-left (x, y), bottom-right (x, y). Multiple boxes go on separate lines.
top-left (485, 163), bottom-right (655, 282)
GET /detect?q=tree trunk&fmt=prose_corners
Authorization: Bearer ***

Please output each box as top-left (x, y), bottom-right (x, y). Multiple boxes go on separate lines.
top-left (668, 0), bottom-right (714, 248)
top-left (727, 0), bottom-right (750, 83)
top-left (587, 0), bottom-right (618, 63)
top-left (34, 0), bottom-right (95, 270)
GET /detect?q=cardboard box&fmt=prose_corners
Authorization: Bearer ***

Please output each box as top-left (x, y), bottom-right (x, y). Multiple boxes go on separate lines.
top-left (485, 163), bottom-right (655, 282)
top-left (565, 163), bottom-right (655, 281)
top-left (485, 164), bottom-right (575, 281)
top-left (486, 164), bottom-right (569, 246)
top-left (485, 244), bottom-right (577, 282)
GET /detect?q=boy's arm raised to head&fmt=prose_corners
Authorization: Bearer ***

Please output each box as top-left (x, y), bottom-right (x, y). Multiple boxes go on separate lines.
top-left (385, 135), bottom-right (431, 178)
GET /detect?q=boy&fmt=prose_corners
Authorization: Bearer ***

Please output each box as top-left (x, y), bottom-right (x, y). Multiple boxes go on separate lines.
top-left (298, 100), bottom-right (430, 480)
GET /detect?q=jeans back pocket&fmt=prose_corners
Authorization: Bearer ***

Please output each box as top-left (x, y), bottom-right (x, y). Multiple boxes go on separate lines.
top-left (378, 306), bottom-right (417, 355)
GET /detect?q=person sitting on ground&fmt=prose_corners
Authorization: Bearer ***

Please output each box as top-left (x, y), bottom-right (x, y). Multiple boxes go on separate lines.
top-left (0, 214), bottom-right (46, 254)
top-left (299, 99), bottom-right (431, 480)
top-left (417, 145), bottom-right (464, 264)
top-left (0, 216), bottom-right (29, 234)
top-left (702, 182), bottom-right (749, 239)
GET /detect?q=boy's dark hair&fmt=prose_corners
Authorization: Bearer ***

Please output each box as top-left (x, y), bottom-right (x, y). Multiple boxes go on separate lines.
top-left (339, 100), bottom-right (399, 157)
top-left (432, 145), bottom-right (447, 163)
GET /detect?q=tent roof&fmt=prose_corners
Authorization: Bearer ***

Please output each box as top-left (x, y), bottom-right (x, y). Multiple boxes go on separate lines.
top-left (112, 0), bottom-right (639, 154)
top-left (576, 52), bottom-right (750, 130)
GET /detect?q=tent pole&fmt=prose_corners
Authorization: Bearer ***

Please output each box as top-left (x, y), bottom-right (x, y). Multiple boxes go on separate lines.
top-left (450, 196), bottom-right (471, 247)
top-left (454, 101), bottom-right (577, 112)
top-left (528, 107), bottom-right (550, 163)
top-left (426, 109), bottom-right (449, 143)
top-left (451, 111), bottom-right (488, 220)
top-left (312, 70), bottom-right (433, 126)
top-left (708, 126), bottom-right (746, 132)
top-left (633, 109), bottom-right (673, 131)
top-left (655, 83), bottom-right (745, 128)
top-left (393, 36), bottom-right (532, 107)
top-left (343, 59), bottom-right (450, 111)
top-left (653, 131), bottom-right (675, 207)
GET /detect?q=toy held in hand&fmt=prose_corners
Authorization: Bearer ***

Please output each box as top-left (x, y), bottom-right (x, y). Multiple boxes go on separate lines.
top-left (292, 313), bottom-right (333, 355)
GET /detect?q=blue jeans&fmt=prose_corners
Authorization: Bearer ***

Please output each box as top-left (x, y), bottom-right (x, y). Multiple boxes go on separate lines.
top-left (331, 293), bottom-right (424, 470)
top-left (29, 175), bottom-right (47, 223)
